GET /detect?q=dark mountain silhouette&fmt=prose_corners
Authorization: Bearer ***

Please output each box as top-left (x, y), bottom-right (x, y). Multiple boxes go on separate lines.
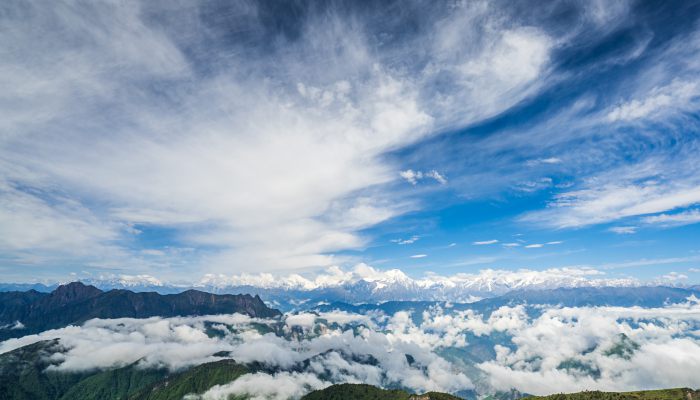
top-left (0, 282), bottom-right (281, 340)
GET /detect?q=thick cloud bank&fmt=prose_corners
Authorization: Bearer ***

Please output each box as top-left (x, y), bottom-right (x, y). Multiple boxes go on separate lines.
top-left (2, 298), bottom-right (699, 398)
top-left (479, 298), bottom-right (700, 394)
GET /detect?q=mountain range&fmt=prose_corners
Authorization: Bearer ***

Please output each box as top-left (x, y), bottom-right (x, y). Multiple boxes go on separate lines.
top-left (0, 282), bottom-right (281, 340)
top-left (4, 270), bottom-right (697, 311)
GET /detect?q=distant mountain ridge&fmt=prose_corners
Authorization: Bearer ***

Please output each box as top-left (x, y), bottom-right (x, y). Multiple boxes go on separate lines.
top-left (311, 286), bottom-right (700, 318)
top-left (1, 278), bottom-right (698, 312)
top-left (0, 282), bottom-right (281, 340)
top-left (0, 266), bottom-right (660, 307)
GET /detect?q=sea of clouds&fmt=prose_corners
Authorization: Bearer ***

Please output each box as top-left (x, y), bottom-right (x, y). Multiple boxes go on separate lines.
top-left (1, 298), bottom-right (699, 399)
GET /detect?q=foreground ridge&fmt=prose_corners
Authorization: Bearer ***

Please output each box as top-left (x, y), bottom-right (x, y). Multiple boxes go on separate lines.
top-left (300, 383), bottom-right (463, 400)
top-left (524, 388), bottom-right (700, 400)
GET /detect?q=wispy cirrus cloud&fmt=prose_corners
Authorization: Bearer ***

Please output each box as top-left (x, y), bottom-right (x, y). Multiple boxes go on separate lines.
top-left (0, 0), bottom-right (558, 278)
top-left (609, 226), bottom-right (638, 235)
top-left (515, 24), bottom-right (700, 232)
top-left (642, 209), bottom-right (700, 227)
top-left (607, 80), bottom-right (699, 122)
top-left (473, 240), bottom-right (499, 246)
top-left (391, 236), bottom-right (420, 245)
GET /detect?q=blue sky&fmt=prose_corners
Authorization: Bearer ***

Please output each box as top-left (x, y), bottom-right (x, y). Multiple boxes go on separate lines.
top-left (1, 0), bottom-right (699, 284)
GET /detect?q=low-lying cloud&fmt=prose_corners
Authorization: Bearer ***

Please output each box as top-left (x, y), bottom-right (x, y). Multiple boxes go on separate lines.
top-left (2, 297), bottom-right (699, 397)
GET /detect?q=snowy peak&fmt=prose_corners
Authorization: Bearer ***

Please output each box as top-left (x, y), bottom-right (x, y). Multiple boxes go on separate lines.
top-left (196, 265), bottom-right (638, 299)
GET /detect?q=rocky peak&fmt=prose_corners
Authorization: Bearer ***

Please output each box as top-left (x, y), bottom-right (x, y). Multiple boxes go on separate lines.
top-left (49, 282), bottom-right (103, 304)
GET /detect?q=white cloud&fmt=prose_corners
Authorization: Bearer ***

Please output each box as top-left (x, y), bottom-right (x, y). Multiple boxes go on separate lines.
top-left (527, 157), bottom-right (563, 166)
top-left (523, 179), bottom-right (700, 229)
top-left (400, 169), bottom-right (448, 185)
top-left (607, 80), bottom-right (699, 122)
top-left (689, 268), bottom-right (700, 273)
top-left (642, 209), bottom-right (700, 227)
top-left (479, 300), bottom-right (700, 395)
top-left (524, 244), bottom-right (543, 248)
top-left (0, 310), bottom-right (474, 395)
top-left (0, 314), bottom-right (256, 371)
top-left (473, 240), bottom-right (499, 245)
top-left (0, 321), bottom-right (25, 330)
top-left (410, 254), bottom-right (427, 259)
top-left (197, 372), bottom-right (329, 400)
top-left (610, 226), bottom-right (637, 234)
top-left (424, 170), bottom-right (448, 185)
top-left (399, 170), bottom-right (422, 185)
top-left (600, 256), bottom-right (700, 270)
top-left (391, 236), bottom-right (420, 245)
top-left (514, 177), bottom-right (554, 193)
top-left (0, 181), bottom-right (118, 255)
top-left (658, 272), bottom-right (688, 283)
top-left (285, 313), bottom-right (318, 329)
top-left (542, 157), bottom-right (562, 164)
top-left (0, 0), bottom-right (553, 276)
top-left (514, 27), bottom-right (700, 232)
top-left (3, 298), bottom-right (699, 397)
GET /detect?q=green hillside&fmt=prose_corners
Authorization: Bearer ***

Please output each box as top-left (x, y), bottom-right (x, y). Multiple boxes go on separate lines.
top-left (58, 364), bottom-right (169, 400)
top-left (526, 388), bottom-right (700, 400)
top-left (0, 340), bottom-right (248, 400)
top-left (130, 359), bottom-right (248, 400)
top-left (300, 383), bottom-right (463, 400)
top-left (0, 339), bottom-right (92, 400)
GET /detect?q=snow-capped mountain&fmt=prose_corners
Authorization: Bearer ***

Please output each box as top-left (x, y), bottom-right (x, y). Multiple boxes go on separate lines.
top-left (191, 265), bottom-right (642, 309)
top-left (197, 263), bottom-right (638, 295)
top-left (2, 265), bottom-right (658, 310)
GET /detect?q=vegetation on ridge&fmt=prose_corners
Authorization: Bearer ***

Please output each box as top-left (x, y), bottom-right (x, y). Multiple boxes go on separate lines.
top-left (300, 383), bottom-right (463, 400)
top-left (526, 388), bottom-right (700, 400)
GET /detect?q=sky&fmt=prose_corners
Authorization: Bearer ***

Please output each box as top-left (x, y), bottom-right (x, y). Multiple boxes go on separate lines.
top-left (1, 0), bottom-right (700, 284)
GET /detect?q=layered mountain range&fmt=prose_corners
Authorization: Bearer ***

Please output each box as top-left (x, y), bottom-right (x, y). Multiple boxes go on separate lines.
top-left (5, 266), bottom-right (692, 311)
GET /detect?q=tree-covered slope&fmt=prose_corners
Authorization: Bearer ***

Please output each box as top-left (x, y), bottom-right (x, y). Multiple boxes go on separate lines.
top-left (0, 340), bottom-right (249, 400)
top-left (130, 359), bottom-right (248, 400)
top-left (0, 339), bottom-right (91, 400)
top-left (57, 364), bottom-right (169, 400)
top-left (300, 383), bottom-right (463, 400)
top-left (526, 388), bottom-right (700, 400)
